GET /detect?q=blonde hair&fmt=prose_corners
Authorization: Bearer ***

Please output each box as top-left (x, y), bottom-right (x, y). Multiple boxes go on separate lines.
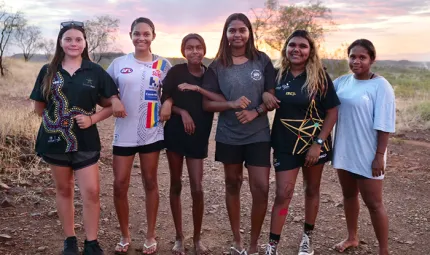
top-left (275, 30), bottom-right (327, 98)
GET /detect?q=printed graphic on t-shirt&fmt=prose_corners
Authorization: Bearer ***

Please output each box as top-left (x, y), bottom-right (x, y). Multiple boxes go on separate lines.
top-left (109, 54), bottom-right (171, 146)
top-left (251, 69), bottom-right (262, 80)
top-left (280, 98), bottom-right (329, 155)
top-left (120, 67), bottom-right (133, 74)
top-left (42, 72), bottom-right (94, 152)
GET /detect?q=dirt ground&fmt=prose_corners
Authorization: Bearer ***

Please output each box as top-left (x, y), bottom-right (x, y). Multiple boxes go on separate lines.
top-left (1, 114), bottom-right (430, 255)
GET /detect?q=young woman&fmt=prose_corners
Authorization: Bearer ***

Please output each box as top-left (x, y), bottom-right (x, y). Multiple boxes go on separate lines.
top-left (30, 21), bottom-right (123, 255)
top-left (106, 17), bottom-right (171, 254)
top-left (333, 39), bottom-right (395, 255)
top-left (263, 30), bottom-right (340, 255)
top-left (160, 33), bottom-right (226, 255)
top-left (201, 13), bottom-right (276, 255)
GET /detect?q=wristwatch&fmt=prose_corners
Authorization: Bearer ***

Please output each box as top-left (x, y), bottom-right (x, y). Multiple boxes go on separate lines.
top-left (255, 106), bottom-right (264, 116)
top-left (313, 137), bottom-right (324, 145)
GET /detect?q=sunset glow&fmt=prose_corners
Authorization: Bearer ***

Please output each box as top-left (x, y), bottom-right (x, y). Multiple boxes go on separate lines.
top-left (7, 0), bottom-right (430, 61)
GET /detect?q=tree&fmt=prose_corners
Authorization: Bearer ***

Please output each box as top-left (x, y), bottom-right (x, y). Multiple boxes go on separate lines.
top-left (85, 15), bottom-right (120, 63)
top-left (251, 0), bottom-right (278, 49)
top-left (252, 0), bottom-right (335, 52)
top-left (14, 24), bottom-right (42, 61)
top-left (0, 1), bottom-right (24, 76)
top-left (39, 38), bottom-right (55, 61)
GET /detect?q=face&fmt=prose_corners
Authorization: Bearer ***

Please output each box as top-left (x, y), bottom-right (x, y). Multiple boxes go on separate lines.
top-left (60, 29), bottom-right (86, 58)
top-left (184, 38), bottom-right (204, 65)
top-left (348, 45), bottom-right (374, 75)
top-left (226, 20), bottom-right (249, 49)
top-left (130, 22), bottom-right (155, 51)
top-left (286, 36), bottom-right (311, 66)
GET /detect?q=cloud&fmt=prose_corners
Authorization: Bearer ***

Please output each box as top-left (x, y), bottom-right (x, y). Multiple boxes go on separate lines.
top-left (5, 0), bottom-right (430, 60)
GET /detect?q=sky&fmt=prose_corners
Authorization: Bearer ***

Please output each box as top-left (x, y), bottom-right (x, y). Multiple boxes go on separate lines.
top-left (5, 0), bottom-right (430, 61)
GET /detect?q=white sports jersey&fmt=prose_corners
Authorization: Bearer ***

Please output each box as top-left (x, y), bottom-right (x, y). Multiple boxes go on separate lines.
top-left (107, 53), bottom-right (171, 147)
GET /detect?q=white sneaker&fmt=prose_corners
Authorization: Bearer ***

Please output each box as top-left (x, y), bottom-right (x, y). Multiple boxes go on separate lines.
top-left (265, 243), bottom-right (278, 255)
top-left (298, 233), bottom-right (314, 255)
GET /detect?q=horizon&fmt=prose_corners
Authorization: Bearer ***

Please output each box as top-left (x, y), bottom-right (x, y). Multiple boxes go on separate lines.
top-left (5, 0), bottom-right (430, 62)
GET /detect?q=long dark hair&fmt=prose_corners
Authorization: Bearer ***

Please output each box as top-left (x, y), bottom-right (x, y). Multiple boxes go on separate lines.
top-left (42, 25), bottom-right (90, 100)
top-left (347, 39), bottom-right (376, 61)
top-left (215, 13), bottom-right (259, 67)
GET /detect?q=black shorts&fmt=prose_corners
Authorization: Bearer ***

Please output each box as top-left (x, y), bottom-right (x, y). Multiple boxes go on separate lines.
top-left (113, 141), bottom-right (164, 156)
top-left (42, 151), bottom-right (100, 171)
top-left (349, 171), bottom-right (370, 180)
top-left (215, 141), bottom-right (271, 167)
top-left (273, 150), bottom-right (332, 172)
top-left (165, 147), bottom-right (208, 159)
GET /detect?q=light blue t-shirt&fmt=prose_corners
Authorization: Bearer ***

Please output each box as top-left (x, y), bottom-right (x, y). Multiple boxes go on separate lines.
top-left (332, 74), bottom-right (396, 179)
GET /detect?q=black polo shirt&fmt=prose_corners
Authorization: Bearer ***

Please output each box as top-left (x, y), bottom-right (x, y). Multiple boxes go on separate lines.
top-left (30, 60), bottom-right (119, 154)
top-left (271, 70), bottom-right (340, 155)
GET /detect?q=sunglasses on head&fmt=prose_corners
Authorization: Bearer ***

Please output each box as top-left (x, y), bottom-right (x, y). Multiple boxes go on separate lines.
top-left (60, 21), bottom-right (84, 29)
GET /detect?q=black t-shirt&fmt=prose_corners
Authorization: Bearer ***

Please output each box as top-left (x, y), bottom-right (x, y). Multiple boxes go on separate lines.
top-left (30, 60), bottom-right (119, 154)
top-left (161, 63), bottom-right (214, 156)
top-left (271, 70), bottom-right (340, 155)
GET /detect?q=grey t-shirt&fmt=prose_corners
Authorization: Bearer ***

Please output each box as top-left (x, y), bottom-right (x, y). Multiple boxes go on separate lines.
top-left (202, 52), bottom-right (275, 145)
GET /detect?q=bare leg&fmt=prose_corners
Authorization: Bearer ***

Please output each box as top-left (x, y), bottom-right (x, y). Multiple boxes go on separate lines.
top-left (302, 164), bottom-right (324, 227)
top-left (269, 169), bottom-right (300, 237)
top-left (167, 151), bottom-right (185, 255)
top-left (334, 169), bottom-right (360, 252)
top-left (139, 151), bottom-right (161, 254)
top-left (247, 165), bottom-right (270, 254)
top-left (358, 178), bottom-right (389, 255)
top-left (186, 157), bottom-right (209, 255)
top-left (112, 155), bottom-right (134, 248)
top-left (224, 163), bottom-right (244, 254)
top-left (75, 163), bottom-right (101, 241)
top-left (51, 165), bottom-right (75, 238)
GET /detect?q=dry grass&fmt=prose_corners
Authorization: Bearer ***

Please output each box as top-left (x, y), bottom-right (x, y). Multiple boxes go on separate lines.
top-left (396, 93), bottom-right (430, 132)
top-left (0, 58), bottom-right (46, 98)
top-left (0, 58), bottom-right (45, 182)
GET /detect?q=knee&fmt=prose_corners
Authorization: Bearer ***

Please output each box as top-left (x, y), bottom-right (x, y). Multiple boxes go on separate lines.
top-left (170, 181), bottom-right (182, 196)
top-left (190, 182), bottom-right (203, 198)
top-left (56, 181), bottom-right (74, 198)
top-left (251, 181), bottom-right (269, 203)
top-left (342, 188), bottom-right (359, 200)
top-left (225, 176), bottom-right (243, 195)
top-left (82, 186), bottom-right (100, 204)
top-left (275, 186), bottom-right (295, 205)
top-left (365, 200), bottom-right (385, 213)
top-left (304, 184), bottom-right (320, 199)
top-left (113, 178), bottom-right (129, 198)
top-left (144, 177), bottom-right (158, 192)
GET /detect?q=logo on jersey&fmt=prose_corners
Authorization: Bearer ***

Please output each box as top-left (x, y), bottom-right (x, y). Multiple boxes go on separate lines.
top-left (251, 70), bottom-right (262, 81)
top-left (148, 59), bottom-right (168, 89)
top-left (144, 90), bottom-right (158, 101)
top-left (120, 67), bottom-right (133, 74)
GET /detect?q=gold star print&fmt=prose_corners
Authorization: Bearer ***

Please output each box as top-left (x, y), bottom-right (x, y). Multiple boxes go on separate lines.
top-left (280, 99), bottom-right (329, 155)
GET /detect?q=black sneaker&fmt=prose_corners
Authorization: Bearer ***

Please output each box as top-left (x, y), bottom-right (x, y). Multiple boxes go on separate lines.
top-left (63, 236), bottom-right (79, 255)
top-left (83, 239), bottom-right (104, 255)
